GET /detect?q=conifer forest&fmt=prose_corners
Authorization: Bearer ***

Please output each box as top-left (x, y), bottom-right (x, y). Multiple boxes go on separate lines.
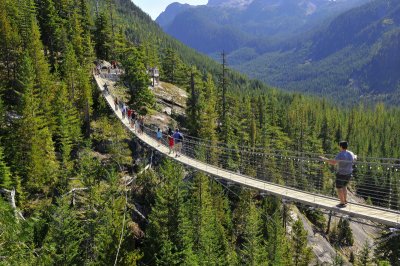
top-left (0, 0), bottom-right (400, 265)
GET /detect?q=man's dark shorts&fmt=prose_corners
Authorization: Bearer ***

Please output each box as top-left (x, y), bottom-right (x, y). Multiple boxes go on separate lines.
top-left (336, 173), bottom-right (351, 188)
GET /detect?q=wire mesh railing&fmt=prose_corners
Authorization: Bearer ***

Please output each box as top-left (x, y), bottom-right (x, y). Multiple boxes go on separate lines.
top-left (139, 121), bottom-right (400, 212)
top-left (95, 73), bottom-right (400, 215)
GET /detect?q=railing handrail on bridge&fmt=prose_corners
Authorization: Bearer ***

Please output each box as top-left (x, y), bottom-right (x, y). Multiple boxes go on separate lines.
top-left (93, 73), bottom-right (400, 228)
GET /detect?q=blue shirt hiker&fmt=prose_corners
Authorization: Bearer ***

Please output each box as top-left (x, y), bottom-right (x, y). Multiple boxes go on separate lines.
top-left (173, 131), bottom-right (181, 143)
top-left (335, 150), bottom-right (355, 175)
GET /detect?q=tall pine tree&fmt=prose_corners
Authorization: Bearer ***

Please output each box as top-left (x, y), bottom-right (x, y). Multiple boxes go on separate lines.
top-left (122, 47), bottom-right (154, 111)
top-left (13, 53), bottom-right (58, 196)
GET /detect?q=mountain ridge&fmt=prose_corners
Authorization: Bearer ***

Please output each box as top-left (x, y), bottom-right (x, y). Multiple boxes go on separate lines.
top-left (207, 0), bottom-right (254, 8)
top-left (157, 0), bottom-right (400, 105)
top-left (230, 0), bottom-right (400, 104)
top-left (157, 0), bottom-right (369, 49)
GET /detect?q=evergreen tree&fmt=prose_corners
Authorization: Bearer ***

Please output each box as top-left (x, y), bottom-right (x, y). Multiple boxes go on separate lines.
top-left (114, 27), bottom-right (130, 61)
top-left (0, 0), bottom-right (22, 94)
top-left (64, 0), bottom-right (94, 64)
top-left (237, 96), bottom-right (252, 147)
top-left (25, 14), bottom-right (56, 129)
top-left (291, 218), bottom-right (313, 266)
top-left (43, 199), bottom-right (84, 265)
top-left (188, 173), bottom-right (234, 265)
top-left (13, 53), bottom-right (58, 195)
top-left (235, 189), bottom-right (268, 265)
top-left (142, 39), bottom-right (160, 69)
top-left (77, 150), bottom-right (104, 262)
top-left (186, 66), bottom-right (203, 136)
top-left (78, 0), bottom-right (91, 37)
top-left (209, 179), bottom-right (236, 264)
top-left (62, 43), bottom-right (79, 105)
top-left (35, 0), bottom-right (62, 66)
top-left (0, 199), bottom-right (36, 264)
top-left (91, 116), bottom-right (131, 168)
top-left (161, 46), bottom-right (178, 84)
top-left (358, 240), bottom-right (371, 266)
top-left (161, 47), bottom-right (187, 86)
top-left (59, 40), bottom-right (92, 123)
top-left (337, 218), bottom-right (354, 246)
top-left (15, 0), bottom-right (36, 44)
top-left (301, 208), bottom-right (326, 232)
top-left (261, 197), bottom-right (292, 265)
top-left (0, 146), bottom-right (11, 189)
top-left (70, 10), bottom-right (86, 63)
top-left (331, 250), bottom-right (345, 266)
top-left (94, 12), bottom-right (111, 60)
top-left (105, 0), bottom-right (116, 38)
top-left (349, 250), bottom-right (355, 264)
top-left (52, 81), bottom-right (82, 193)
top-left (122, 47), bottom-right (154, 111)
top-left (94, 169), bottom-right (139, 265)
top-left (198, 74), bottom-right (218, 143)
top-left (374, 233), bottom-right (400, 265)
top-left (144, 160), bottom-right (195, 265)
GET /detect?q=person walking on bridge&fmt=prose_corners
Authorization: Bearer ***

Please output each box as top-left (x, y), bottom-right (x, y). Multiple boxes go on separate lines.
top-left (173, 129), bottom-right (182, 157)
top-left (103, 82), bottom-right (109, 94)
top-left (168, 128), bottom-right (174, 154)
top-left (320, 141), bottom-right (357, 208)
top-left (139, 116), bottom-right (145, 135)
top-left (157, 128), bottom-right (162, 147)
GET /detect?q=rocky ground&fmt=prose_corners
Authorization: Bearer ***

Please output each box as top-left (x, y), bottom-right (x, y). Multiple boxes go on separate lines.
top-left (147, 81), bottom-right (187, 131)
top-left (102, 73), bottom-right (187, 132)
top-left (290, 189), bottom-right (380, 265)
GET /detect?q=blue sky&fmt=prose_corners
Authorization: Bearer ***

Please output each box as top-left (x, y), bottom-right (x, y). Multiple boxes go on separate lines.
top-left (132, 0), bottom-right (208, 20)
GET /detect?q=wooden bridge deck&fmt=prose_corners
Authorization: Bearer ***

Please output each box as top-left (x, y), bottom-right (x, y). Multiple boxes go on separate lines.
top-left (94, 74), bottom-right (400, 228)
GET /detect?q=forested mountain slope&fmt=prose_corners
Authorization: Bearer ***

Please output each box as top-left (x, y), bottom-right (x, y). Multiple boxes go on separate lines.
top-left (157, 0), bottom-right (400, 105)
top-left (87, 0), bottom-right (269, 95)
top-left (232, 0), bottom-right (400, 105)
top-left (157, 0), bottom-right (367, 54)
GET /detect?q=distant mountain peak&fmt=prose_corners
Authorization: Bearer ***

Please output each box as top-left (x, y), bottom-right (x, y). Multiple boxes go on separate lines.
top-left (207, 0), bottom-right (254, 8)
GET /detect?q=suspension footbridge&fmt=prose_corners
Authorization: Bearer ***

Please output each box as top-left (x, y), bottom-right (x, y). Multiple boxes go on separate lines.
top-left (94, 73), bottom-right (400, 228)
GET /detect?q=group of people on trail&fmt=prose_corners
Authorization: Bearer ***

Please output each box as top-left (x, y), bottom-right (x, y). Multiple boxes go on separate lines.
top-left (166, 128), bottom-right (183, 157)
top-left (114, 98), bottom-right (183, 156)
top-left (94, 61), bottom-right (119, 76)
top-left (113, 95), bottom-right (145, 135)
top-left (320, 141), bottom-right (357, 208)
top-left (110, 88), bottom-right (185, 157)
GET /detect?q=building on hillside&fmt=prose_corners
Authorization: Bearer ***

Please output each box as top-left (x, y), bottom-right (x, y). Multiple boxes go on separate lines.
top-left (146, 67), bottom-right (159, 87)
